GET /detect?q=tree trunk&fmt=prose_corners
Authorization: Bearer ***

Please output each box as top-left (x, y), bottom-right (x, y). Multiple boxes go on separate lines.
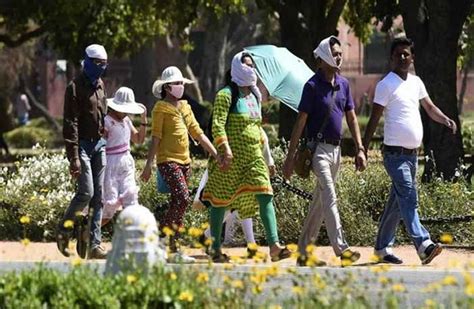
top-left (199, 14), bottom-right (230, 102)
top-left (274, 0), bottom-right (347, 140)
top-left (24, 86), bottom-right (61, 133)
top-left (400, 0), bottom-right (470, 181)
top-left (129, 41), bottom-right (156, 112)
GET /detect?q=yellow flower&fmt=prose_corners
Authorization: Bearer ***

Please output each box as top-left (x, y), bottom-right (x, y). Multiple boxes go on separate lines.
top-left (392, 284), bottom-right (406, 292)
top-left (424, 299), bottom-right (436, 308)
top-left (21, 238), bottom-right (30, 246)
top-left (187, 227), bottom-right (203, 238)
top-left (465, 283), bottom-right (474, 296)
top-left (178, 226), bottom-right (186, 234)
top-left (63, 220), bottom-right (74, 229)
top-left (287, 243), bottom-right (298, 252)
top-left (269, 306), bottom-right (282, 309)
top-left (19, 216), bottom-right (30, 224)
top-left (463, 272), bottom-right (473, 285)
top-left (379, 276), bottom-right (389, 285)
top-left (200, 222), bottom-right (209, 230)
top-left (305, 244), bottom-right (316, 254)
top-left (126, 274), bottom-right (138, 284)
top-left (178, 290), bottom-right (194, 302)
top-left (440, 233), bottom-right (453, 244)
top-left (196, 272), bottom-right (209, 283)
top-left (247, 243), bottom-right (258, 251)
top-left (292, 286), bottom-right (305, 295)
top-left (162, 226), bottom-right (174, 236)
top-left (169, 272), bottom-right (177, 280)
top-left (312, 275), bottom-right (326, 290)
top-left (71, 258), bottom-right (82, 267)
top-left (231, 280), bottom-right (244, 289)
top-left (341, 258), bottom-right (352, 267)
top-left (252, 284), bottom-right (263, 294)
top-left (369, 254), bottom-right (381, 263)
top-left (204, 238), bottom-right (213, 247)
top-left (266, 265), bottom-right (279, 277)
top-left (442, 275), bottom-right (457, 286)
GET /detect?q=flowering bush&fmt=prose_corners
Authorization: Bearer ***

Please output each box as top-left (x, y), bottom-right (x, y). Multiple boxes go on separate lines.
top-left (0, 146), bottom-right (74, 239)
top-left (0, 145), bottom-right (472, 245)
top-left (0, 261), bottom-right (472, 308)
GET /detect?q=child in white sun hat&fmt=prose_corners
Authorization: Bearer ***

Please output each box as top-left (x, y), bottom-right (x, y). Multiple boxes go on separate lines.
top-left (102, 87), bottom-right (147, 222)
top-left (78, 86), bottom-right (147, 258)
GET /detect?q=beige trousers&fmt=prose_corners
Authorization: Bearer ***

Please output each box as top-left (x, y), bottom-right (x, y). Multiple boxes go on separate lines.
top-left (297, 143), bottom-right (349, 257)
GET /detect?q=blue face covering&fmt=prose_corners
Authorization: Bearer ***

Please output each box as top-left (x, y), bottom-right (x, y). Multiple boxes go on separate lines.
top-left (83, 55), bottom-right (107, 87)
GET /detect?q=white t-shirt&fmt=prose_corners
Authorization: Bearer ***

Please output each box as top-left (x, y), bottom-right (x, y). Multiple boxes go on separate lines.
top-left (374, 72), bottom-right (428, 149)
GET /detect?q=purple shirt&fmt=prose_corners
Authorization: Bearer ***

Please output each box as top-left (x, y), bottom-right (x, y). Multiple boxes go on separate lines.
top-left (298, 70), bottom-right (354, 140)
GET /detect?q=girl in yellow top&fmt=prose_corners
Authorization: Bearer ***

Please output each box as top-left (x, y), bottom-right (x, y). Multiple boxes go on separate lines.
top-left (141, 66), bottom-right (219, 263)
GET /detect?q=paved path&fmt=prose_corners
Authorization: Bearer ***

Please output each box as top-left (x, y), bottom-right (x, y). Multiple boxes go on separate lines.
top-left (1, 242), bottom-right (472, 269)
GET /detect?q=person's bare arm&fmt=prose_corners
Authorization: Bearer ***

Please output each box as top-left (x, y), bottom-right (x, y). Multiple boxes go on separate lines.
top-left (420, 97), bottom-right (457, 134)
top-left (362, 103), bottom-right (384, 153)
top-left (346, 109), bottom-right (366, 171)
top-left (140, 136), bottom-right (160, 182)
top-left (282, 112), bottom-right (308, 179)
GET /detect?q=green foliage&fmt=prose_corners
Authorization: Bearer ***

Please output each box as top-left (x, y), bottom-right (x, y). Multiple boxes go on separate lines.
top-left (0, 0), bottom-right (247, 61)
top-left (0, 148), bottom-right (472, 245)
top-left (5, 126), bottom-right (56, 148)
top-left (0, 263), bottom-right (472, 307)
top-left (462, 122), bottom-right (474, 155)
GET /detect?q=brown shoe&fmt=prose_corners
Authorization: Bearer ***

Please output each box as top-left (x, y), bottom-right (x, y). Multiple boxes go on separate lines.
top-left (89, 246), bottom-right (107, 259)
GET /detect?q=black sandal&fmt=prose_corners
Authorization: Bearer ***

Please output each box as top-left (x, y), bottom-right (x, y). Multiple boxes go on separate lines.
top-left (270, 247), bottom-right (291, 262)
top-left (211, 251), bottom-right (231, 263)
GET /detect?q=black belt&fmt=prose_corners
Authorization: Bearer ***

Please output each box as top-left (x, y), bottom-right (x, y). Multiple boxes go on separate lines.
top-left (310, 138), bottom-right (340, 146)
top-left (383, 145), bottom-right (417, 155)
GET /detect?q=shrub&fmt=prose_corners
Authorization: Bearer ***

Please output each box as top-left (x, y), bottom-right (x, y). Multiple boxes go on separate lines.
top-left (0, 147), bottom-right (472, 246)
top-left (0, 263), bottom-right (472, 308)
top-left (5, 126), bottom-right (55, 148)
top-left (0, 147), bottom-right (74, 240)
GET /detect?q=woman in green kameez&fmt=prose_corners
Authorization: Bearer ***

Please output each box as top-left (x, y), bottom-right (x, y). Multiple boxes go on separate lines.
top-left (202, 51), bottom-right (291, 263)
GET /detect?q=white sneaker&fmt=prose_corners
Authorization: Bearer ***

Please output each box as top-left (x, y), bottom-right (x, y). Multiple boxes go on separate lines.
top-left (168, 251), bottom-right (196, 264)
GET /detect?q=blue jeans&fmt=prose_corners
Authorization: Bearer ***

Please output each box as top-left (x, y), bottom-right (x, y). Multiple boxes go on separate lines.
top-left (375, 152), bottom-right (433, 258)
top-left (60, 139), bottom-right (106, 248)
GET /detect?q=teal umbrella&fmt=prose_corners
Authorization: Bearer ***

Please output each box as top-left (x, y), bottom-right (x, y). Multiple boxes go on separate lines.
top-left (244, 45), bottom-right (314, 111)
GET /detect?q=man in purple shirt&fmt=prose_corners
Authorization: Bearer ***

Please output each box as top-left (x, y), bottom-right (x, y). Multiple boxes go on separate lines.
top-left (283, 36), bottom-right (366, 266)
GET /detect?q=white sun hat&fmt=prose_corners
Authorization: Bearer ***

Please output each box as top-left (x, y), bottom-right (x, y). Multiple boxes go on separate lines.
top-left (152, 66), bottom-right (194, 99)
top-left (107, 87), bottom-right (145, 114)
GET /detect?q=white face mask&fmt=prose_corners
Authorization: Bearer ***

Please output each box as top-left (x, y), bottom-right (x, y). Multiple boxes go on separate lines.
top-left (168, 84), bottom-right (184, 99)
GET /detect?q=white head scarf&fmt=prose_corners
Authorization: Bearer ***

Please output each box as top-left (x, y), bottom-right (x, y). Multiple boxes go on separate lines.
top-left (85, 44), bottom-right (107, 60)
top-left (313, 36), bottom-right (342, 68)
top-left (230, 51), bottom-right (262, 102)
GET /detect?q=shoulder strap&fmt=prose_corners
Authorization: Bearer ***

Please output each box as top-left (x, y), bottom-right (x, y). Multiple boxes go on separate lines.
top-left (316, 85), bottom-right (339, 141)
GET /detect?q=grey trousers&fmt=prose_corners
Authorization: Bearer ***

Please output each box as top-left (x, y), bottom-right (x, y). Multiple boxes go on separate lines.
top-left (297, 143), bottom-right (349, 257)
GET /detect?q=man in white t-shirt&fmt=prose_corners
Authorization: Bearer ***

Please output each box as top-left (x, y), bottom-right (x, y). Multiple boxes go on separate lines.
top-left (363, 37), bottom-right (457, 265)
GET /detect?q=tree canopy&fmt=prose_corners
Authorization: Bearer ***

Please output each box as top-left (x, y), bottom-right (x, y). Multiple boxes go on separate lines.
top-left (0, 0), bottom-right (246, 61)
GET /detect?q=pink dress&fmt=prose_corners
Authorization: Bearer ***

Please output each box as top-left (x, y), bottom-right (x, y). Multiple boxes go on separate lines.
top-left (102, 115), bottom-right (138, 219)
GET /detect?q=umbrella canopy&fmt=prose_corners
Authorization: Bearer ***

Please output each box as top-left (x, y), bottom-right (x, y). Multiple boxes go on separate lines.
top-left (244, 45), bottom-right (314, 111)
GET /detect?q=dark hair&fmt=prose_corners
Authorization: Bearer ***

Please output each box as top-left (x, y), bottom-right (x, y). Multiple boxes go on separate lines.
top-left (329, 37), bottom-right (341, 47)
top-left (390, 37), bottom-right (415, 55)
top-left (160, 85), bottom-right (167, 99)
